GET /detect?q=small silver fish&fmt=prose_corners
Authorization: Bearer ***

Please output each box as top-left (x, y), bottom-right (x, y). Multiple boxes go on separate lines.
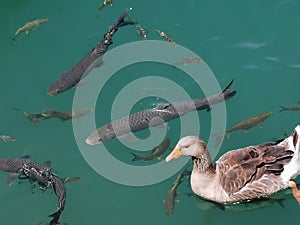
top-left (36, 108), bottom-right (92, 121)
top-left (0, 135), bottom-right (16, 142)
top-left (173, 57), bottom-right (202, 67)
top-left (12, 18), bottom-right (48, 41)
top-left (165, 169), bottom-right (191, 216)
top-left (279, 101), bottom-right (300, 112)
top-left (156, 29), bottom-right (176, 47)
top-left (131, 138), bottom-right (171, 161)
top-left (98, 0), bottom-right (113, 10)
top-left (136, 24), bottom-right (147, 39)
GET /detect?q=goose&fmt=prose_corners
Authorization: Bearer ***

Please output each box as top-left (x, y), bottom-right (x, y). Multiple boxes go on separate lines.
top-left (165, 125), bottom-right (300, 204)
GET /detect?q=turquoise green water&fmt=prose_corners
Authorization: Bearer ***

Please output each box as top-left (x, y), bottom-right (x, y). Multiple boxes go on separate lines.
top-left (1, 0), bottom-right (300, 224)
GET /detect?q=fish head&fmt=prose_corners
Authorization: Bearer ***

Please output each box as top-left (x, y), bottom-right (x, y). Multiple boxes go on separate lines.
top-left (39, 19), bottom-right (48, 24)
top-left (47, 86), bottom-right (60, 96)
top-left (85, 125), bottom-right (116, 145)
top-left (265, 111), bottom-right (272, 117)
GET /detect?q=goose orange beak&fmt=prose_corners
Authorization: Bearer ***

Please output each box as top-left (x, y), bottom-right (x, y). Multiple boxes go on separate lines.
top-left (165, 145), bottom-right (183, 162)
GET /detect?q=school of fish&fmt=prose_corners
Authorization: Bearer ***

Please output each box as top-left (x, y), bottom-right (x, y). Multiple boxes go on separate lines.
top-left (3, 1), bottom-right (299, 224)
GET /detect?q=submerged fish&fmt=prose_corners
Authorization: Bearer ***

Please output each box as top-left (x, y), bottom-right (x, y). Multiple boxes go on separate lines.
top-left (131, 138), bottom-right (171, 161)
top-left (226, 111), bottom-right (272, 139)
top-left (48, 9), bottom-right (135, 96)
top-left (173, 57), bottom-right (202, 67)
top-left (165, 169), bottom-right (191, 216)
top-left (0, 157), bottom-right (66, 224)
top-left (38, 222), bottom-right (67, 225)
top-left (12, 18), bottom-right (48, 41)
top-left (36, 108), bottom-right (92, 121)
top-left (62, 176), bottom-right (82, 184)
top-left (86, 79), bottom-right (236, 145)
top-left (0, 134), bottom-right (16, 142)
top-left (279, 101), bottom-right (300, 112)
top-left (98, 0), bottom-right (113, 10)
top-left (136, 23), bottom-right (147, 39)
top-left (156, 29), bottom-right (176, 47)
top-left (41, 160), bottom-right (82, 184)
top-left (12, 108), bottom-right (40, 124)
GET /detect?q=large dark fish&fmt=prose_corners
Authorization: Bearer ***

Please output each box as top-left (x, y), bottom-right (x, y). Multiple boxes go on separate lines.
top-left (0, 157), bottom-right (66, 225)
top-left (279, 101), bottom-right (300, 112)
top-left (48, 9), bottom-right (135, 96)
top-left (131, 137), bottom-right (171, 161)
top-left (86, 79), bottom-right (237, 145)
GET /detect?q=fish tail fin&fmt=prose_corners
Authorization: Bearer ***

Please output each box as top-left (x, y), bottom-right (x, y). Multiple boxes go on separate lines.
top-left (222, 79), bottom-right (234, 93)
top-left (131, 152), bottom-right (142, 161)
top-left (222, 79), bottom-right (237, 100)
top-left (48, 208), bottom-right (63, 225)
top-left (116, 8), bottom-right (136, 28)
top-left (278, 106), bottom-right (287, 113)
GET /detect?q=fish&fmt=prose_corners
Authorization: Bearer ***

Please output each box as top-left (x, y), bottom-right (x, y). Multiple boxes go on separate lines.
top-left (131, 138), bottom-right (171, 161)
top-left (38, 222), bottom-right (67, 225)
top-left (41, 161), bottom-right (82, 184)
top-left (165, 169), bottom-right (191, 216)
top-left (225, 111), bottom-right (272, 139)
top-left (48, 9), bottom-right (135, 96)
top-left (35, 108), bottom-right (92, 121)
top-left (85, 79), bottom-right (236, 145)
top-left (12, 108), bottom-right (40, 124)
top-left (0, 134), bottom-right (16, 142)
top-left (98, 0), bottom-right (113, 10)
top-left (173, 57), bottom-right (202, 67)
top-left (136, 23), bottom-right (147, 39)
top-left (62, 176), bottom-right (82, 184)
top-left (156, 29), bottom-right (176, 47)
top-left (279, 101), bottom-right (300, 112)
top-left (0, 157), bottom-right (66, 224)
top-left (12, 18), bottom-right (48, 41)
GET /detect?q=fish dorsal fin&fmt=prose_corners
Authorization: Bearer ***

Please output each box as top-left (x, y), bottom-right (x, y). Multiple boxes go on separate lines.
top-left (155, 103), bottom-right (171, 110)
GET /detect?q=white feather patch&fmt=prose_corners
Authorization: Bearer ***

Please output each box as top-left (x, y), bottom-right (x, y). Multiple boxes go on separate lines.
top-left (280, 125), bottom-right (300, 183)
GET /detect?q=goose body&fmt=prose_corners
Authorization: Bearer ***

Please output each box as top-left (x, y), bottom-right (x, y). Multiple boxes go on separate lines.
top-left (166, 125), bottom-right (300, 204)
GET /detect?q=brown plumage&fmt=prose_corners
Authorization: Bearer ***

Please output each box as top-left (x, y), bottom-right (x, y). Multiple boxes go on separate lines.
top-left (166, 125), bottom-right (300, 204)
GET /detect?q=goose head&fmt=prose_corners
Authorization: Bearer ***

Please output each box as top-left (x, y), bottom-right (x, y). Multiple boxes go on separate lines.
top-left (165, 136), bottom-right (208, 162)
